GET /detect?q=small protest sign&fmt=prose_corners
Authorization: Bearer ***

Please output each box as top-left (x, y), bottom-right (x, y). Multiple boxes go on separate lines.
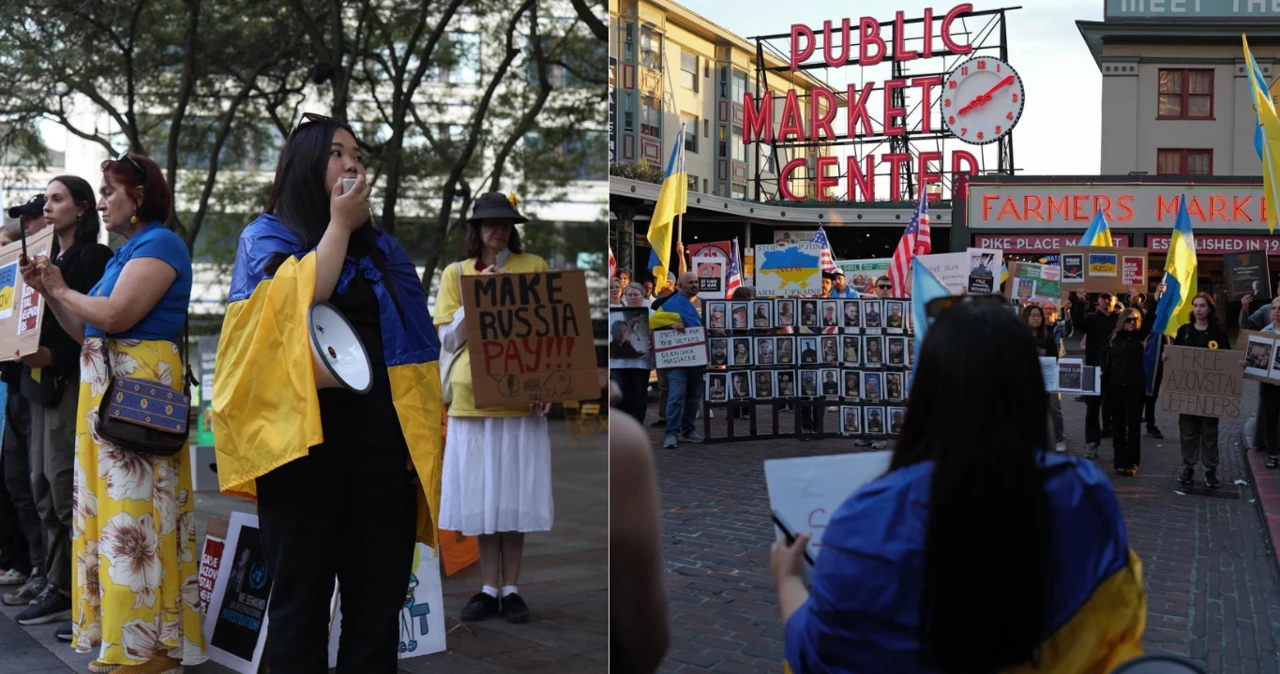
top-left (764, 451), bottom-right (893, 563)
top-left (966, 248), bottom-right (1002, 295)
top-left (653, 327), bottom-right (708, 369)
top-left (1006, 262), bottom-right (1062, 304)
top-left (198, 516), bottom-right (229, 616)
top-left (1160, 345), bottom-right (1242, 419)
top-left (609, 308), bottom-right (650, 369)
top-left (693, 255), bottom-right (725, 298)
top-left (204, 512), bottom-right (271, 674)
top-left (1060, 246), bottom-right (1148, 294)
top-left (1225, 250), bottom-right (1270, 302)
top-left (917, 252), bottom-right (968, 294)
top-left (460, 270), bottom-right (597, 407)
top-left (1239, 330), bottom-right (1280, 384)
top-left (0, 226), bottom-right (54, 361)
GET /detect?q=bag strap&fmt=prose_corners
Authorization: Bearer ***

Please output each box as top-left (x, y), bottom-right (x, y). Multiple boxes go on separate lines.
top-left (100, 316), bottom-right (197, 396)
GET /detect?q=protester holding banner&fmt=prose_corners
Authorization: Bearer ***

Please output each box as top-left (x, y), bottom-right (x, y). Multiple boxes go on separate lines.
top-left (11, 176), bottom-right (112, 640)
top-left (1071, 290), bottom-right (1121, 458)
top-left (1163, 293), bottom-right (1231, 487)
top-left (772, 301), bottom-right (1144, 673)
top-left (653, 272), bottom-right (705, 448)
top-left (611, 284), bottom-right (652, 423)
top-left (1101, 307), bottom-right (1149, 476)
top-left (213, 118), bottom-right (443, 672)
top-left (1024, 304), bottom-right (1066, 453)
top-left (434, 192), bottom-right (551, 626)
top-left (22, 153), bottom-right (207, 669)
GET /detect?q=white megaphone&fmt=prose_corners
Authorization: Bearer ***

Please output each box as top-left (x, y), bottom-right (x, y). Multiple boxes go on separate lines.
top-left (309, 301), bottom-right (373, 393)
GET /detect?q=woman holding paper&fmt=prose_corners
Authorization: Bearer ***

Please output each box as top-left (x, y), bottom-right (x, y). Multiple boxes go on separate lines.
top-left (1024, 304), bottom-right (1066, 453)
top-left (1163, 293), bottom-right (1231, 487)
top-left (434, 192), bottom-right (552, 626)
top-left (1102, 307), bottom-right (1148, 476)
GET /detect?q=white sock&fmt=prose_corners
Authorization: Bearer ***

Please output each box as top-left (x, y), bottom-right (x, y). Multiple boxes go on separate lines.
top-left (481, 585), bottom-right (499, 598)
top-left (501, 585), bottom-right (518, 597)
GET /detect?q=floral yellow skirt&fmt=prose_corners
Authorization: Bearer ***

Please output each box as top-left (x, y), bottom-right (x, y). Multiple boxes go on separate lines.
top-left (71, 338), bottom-right (207, 665)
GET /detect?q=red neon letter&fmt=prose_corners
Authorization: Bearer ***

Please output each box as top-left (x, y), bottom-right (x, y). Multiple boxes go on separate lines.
top-left (883, 153), bottom-right (911, 201)
top-left (779, 158), bottom-right (806, 201)
top-left (815, 156), bottom-right (839, 200)
top-left (847, 155), bottom-right (876, 201)
top-left (917, 151), bottom-right (943, 200)
top-left (883, 79), bottom-right (907, 136)
top-left (743, 90), bottom-right (773, 143)
top-left (951, 149), bottom-right (979, 177)
top-left (893, 11), bottom-right (919, 62)
top-left (859, 16), bottom-right (886, 66)
top-left (846, 82), bottom-right (876, 137)
top-left (777, 90), bottom-right (805, 142)
top-left (941, 4), bottom-right (974, 55)
top-left (810, 87), bottom-right (837, 142)
top-left (921, 7), bottom-right (935, 58)
top-left (823, 19), bottom-right (851, 68)
top-left (911, 76), bottom-right (942, 132)
top-left (791, 24), bottom-right (815, 70)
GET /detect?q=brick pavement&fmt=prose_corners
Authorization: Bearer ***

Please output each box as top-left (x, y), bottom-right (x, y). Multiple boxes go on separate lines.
top-left (647, 377), bottom-right (1280, 673)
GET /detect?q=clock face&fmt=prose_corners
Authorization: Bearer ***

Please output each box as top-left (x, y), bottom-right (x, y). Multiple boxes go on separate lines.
top-left (941, 57), bottom-right (1025, 146)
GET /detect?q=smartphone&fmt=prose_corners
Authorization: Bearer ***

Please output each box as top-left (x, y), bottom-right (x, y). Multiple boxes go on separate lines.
top-left (771, 509), bottom-right (815, 567)
top-left (341, 177), bottom-right (357, 195)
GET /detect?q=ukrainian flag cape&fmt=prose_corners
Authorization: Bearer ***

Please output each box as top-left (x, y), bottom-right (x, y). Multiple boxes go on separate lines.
top-left (212, 214), bottom-right (444, 547)
top-left (784, 453), bottom-right (1145, 674)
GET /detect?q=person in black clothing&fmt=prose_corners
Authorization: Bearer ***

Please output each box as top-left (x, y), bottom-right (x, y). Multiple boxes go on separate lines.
top-left (1101, 307), bottom-right (1148, 476)
top-left (1128, 288), bottom-right (1166, 439)
top-left (1071, 290), bottom-right (1122, 457)
top-left (1165, 292), bottom-right (1231, 488)
top-left (9, 177), bottom-right (112, 633)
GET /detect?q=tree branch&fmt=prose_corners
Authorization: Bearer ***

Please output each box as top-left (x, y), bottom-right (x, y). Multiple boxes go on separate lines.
top-left (568, 0), bottom-right (606, 42)
top-left (165, 0), bottom-right (201, 225)
top-left (489, 0), bottom-right (552, 191)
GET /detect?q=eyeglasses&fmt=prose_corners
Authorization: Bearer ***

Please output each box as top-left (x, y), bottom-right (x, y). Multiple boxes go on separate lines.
top-left (116, 151), bottom-right (147, 185)
top-left (1124, 317), bottom-right (1138, 324)
top-left (876, 284), bottom-right (893, 290)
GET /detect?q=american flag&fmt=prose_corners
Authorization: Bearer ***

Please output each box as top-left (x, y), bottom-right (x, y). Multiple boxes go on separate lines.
top-left (888, 190), bottom-right (932, 297)
top-left (725, 240), bottom-right (742, 299)
top-left (811, 226), bottom-right (839, 274)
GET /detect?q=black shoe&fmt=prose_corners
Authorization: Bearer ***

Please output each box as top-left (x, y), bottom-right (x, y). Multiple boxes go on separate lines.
top-left (502, 592), bottom-right (530, 624)
top-left (1205, 469), bottom-right (1220, 489)
top-left (15, 584), bottom-right (70, 626)
top-left (460, 592), bottom-right (500, 622)
top-left (1147, 426), bottom-right (1164, 439)
top-left (54, 621), bottom-right (72, 642)
top-left (1178, 465), bottom-right (1194, 485)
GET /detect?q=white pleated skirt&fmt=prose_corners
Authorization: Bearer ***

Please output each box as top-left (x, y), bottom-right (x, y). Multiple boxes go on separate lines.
top-left (438, 415), bottom-right (554, 535)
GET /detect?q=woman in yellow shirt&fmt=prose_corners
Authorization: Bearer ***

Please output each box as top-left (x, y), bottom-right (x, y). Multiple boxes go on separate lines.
top-left (434, 193), bottom-right (552, 625)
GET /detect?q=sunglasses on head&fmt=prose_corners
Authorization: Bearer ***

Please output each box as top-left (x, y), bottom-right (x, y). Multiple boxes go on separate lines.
top-left (116, 151), bottom-right (147, 185)
top-left (292, 112), bottom-right (345, 135)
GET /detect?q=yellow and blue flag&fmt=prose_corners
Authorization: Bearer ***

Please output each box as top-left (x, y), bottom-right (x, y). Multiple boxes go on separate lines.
top-left (647, 126), bottom-right (687, 282)
top-left (1080, 211), bottom-right (1114, 247)
top-left (1143, 196), bottom-right (1198, 394)
top-left (1245, 35), bottom-right (1280, 232)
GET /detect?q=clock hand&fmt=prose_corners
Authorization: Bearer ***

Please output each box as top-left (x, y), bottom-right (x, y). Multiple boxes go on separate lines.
top-left (957, 75), bottom-right (1015, 116)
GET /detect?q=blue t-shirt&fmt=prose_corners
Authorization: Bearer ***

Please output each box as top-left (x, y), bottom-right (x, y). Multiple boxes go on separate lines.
top-left (85, 221), bottom-right (192, 343)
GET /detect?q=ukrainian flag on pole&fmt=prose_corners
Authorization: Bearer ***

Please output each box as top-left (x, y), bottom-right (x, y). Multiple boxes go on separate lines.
top-left (1143, 196), bottom-right (1198, 394)
top-left (1080, 211), bottom-right (1114, 247)
top-left (1245, 35), bottom-right (1280, 233)
top-left (647, 125), bottom-right (687, 283)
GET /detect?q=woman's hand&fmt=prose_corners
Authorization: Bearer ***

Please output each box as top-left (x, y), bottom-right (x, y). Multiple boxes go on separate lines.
top-left (38, 258), bottom-right (69, 299)
top-left (1243, 294), bottom-right (1254, 311)
top-left (14, 346), bottom-right (52, 369)
top-left (1076, 289), bottom-right (1088, 303)
top-left (1161, 351), bottom-right (1168, 363)
top-left (770, 532), bottom-right (811, 587)
top-left (481, 265), bottom-right (506, 275)
top-left (329, 170), bottom-right (370, 235)
top-left (19, 255), bottom-right (47, 295)
top-left (532, 402), bottom-right (551, 417)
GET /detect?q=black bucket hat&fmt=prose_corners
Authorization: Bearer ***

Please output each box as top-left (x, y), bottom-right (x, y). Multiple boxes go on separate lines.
top-left (468, 192), bottom-right (529, 224)
top-left (7, 194), bottom-right (46, 219)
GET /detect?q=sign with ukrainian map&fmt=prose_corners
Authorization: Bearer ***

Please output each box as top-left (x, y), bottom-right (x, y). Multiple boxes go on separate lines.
top-left (753, 243), bottom-right (822, 297)
top-left (0, 226), bottom-right (53, 361)
top-left (1006, 262), bottom-right (1062, 304)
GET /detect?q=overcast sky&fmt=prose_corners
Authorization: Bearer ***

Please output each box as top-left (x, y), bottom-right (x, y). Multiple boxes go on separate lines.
top-left (677, 0), bottom-right (1105, 178)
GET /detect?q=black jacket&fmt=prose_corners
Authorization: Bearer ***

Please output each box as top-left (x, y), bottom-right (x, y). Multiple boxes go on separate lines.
top-left (1173, 322), bottom-right (1231, 350)
top-left (1070, 297), bottom-right (1122, 365)
top-left (1101, 330), bottom-right (1147, 387)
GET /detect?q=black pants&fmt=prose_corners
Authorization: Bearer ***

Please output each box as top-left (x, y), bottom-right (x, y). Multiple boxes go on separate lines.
top-left (1109, 384), bottom-right (1146, 470)
top-left (1260, 384), bottom-right (1280, 459)
top-left (1178, 414), bottom-right (1220, 470)
top-left (257, 442), bottom-right (417, 674)
top-left (1085, 388), bottom-right (1110, 445)
top-left (610, 369), bottom-right (649, 423)
top-left (0, 390), bottom-right (41, 574)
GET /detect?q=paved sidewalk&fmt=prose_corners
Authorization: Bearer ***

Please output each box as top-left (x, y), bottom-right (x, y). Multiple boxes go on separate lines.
top-left (0, 425), bottom-right (606, 674)
top-left (647, 381), bottom-right (1280, 673)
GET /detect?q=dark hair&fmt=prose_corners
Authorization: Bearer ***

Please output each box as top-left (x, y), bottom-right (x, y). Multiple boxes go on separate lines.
top-left (101, 154), bottom-right (171, 224)
top-left (1022, 304), bottom-right (1048, 343)
top-left (890, 302), bottom-right (1051, 673)
top-left (264, 119), bottom-right (398, 306)
top-left (49, 175), bottom-right (103, 248)
top-left (464, 219), bottom-right (524, 260)
top-left (1190, 291), bottom-right (1217, 325)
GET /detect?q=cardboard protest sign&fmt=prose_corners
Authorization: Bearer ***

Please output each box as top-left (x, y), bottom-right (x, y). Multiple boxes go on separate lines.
top-left (608, 307), bottom-right (650, 369)
top-left (966, 248), bottom-right (1002, 295)
top-left (1225, 250), bottom-right (1270, 302)
top-left (1160, 345), bottom-right (1242, 419)
top-left (653, 327), bottom-right (708, 369)
top-left (753, 243), bottom-right (822, 296)
top-left (693, 254), bottom-right (725, 298)
top-left (1059, 246), bottom-right (1148, 294)
top-left (1007, 262), bottom-right (1062, 304)
top-left (460, 270), bottom-right (597, 407)
top-left (917, 252), bottom-right (968, 294)
top-left (198, 516), bottom-right (229, 616)
top-left (764, 451), bottom-right (893, 564)
top-left (204, 512), bottom-right (271, 674)
top-left (0, 226), bottom-right (54, 361)
top-left (1239, 330), bottom-right (1280, 384)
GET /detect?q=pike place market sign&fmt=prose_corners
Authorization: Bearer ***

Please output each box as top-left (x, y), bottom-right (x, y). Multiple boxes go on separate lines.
top-left (968, 184), bottom-right (1273, 230)
top-left (1106, 0), bottom-right (1280, 19)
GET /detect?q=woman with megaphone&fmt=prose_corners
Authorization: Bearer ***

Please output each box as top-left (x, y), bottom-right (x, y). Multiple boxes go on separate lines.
top-left (212, 114), bottom-right (444, 674)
